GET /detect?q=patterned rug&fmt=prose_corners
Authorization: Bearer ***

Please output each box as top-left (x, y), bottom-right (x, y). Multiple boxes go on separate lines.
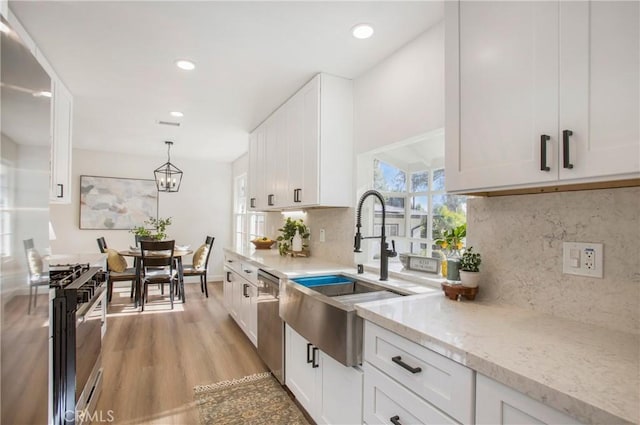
top-left (194, 372), bottom-right (310, 425)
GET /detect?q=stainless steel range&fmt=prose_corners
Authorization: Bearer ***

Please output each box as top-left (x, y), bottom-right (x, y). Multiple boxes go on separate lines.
top-left (50, 263), bottom-right (107, 425)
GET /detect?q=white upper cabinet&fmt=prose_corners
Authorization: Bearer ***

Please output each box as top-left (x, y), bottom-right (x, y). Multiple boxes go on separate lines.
top-left (445, 1), bottom-right (639, 193)
top-left (50, 79), bottom-right (73, 203)
top-left (249, 73), bottom-right (353, 210)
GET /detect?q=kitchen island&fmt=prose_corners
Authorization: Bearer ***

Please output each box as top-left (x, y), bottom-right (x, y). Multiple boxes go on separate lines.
top-left (224, 246), bottom-right (639, 424)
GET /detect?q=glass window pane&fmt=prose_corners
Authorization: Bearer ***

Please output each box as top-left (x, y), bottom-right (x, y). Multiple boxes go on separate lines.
top-left (374, 196), bottom-right (405, 237)
top-left (250, 214), bottom-right (265, 237)
top-left (409, 241), bottom-right (429, 256)
top-left (373, 159), bottom-right (406, 192)
top-left (432, 169), bottom-right (445, 191)
top-left (235, 215), bottom-right (244, 233)
top-left (409, 196), bottom-right (428, 239)
top-left (411, 171), bottom-right (429, 192)
top-left (432, 194), bottom-right (467, 240)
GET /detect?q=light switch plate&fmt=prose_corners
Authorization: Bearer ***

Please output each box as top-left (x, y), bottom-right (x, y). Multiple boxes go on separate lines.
top-left (562, 242), bottom-right (603, 278)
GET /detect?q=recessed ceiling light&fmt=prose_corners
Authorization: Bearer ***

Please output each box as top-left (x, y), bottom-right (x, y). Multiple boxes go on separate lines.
top-left (170, 111), bottom-right (184, 118)
top-left (352, 24), bottom-right (374, 39)
top-left (175, 59), bottom-right (195, 71)
top-left (33, 91), bottom-right (52, 98)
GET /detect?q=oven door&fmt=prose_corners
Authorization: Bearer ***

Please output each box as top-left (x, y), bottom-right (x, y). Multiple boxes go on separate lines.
top-left (75, 287), bottom-right (105, 421)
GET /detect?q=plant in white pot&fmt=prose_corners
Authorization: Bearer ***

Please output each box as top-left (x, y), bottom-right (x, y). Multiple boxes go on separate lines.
top-left (459, 247), bottom-right (482, 288)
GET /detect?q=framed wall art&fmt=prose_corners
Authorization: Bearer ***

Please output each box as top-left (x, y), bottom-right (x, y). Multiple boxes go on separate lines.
top-left (80, 175), bottom-right (158, 230)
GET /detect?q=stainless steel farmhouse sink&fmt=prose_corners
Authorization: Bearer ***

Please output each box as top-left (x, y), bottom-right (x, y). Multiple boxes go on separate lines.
top-left (280, 275), bottom-right (406, 367)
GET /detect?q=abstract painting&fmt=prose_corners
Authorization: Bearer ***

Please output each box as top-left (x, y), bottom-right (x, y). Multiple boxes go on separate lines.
top-left (80, 176), bottom-right (158, 229)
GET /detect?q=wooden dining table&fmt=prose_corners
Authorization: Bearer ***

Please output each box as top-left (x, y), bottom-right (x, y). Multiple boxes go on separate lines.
top-left (119, 248), bottom-right (193, 308)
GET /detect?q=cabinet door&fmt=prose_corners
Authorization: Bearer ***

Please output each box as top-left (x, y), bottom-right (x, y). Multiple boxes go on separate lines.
top-left (559, 1), bottom-right (639, 180)
top-left (317, 351), bottom-right (363, 425)
top-left (223, 269), bottom-right (233, 312)
top-left (445, 1), bottom-right (559, 192)
top-left (299, 76), bottom-right (320, 206)
top-left (476, 374), bottom-right (581, 424)
top-left (287, 89), bottom-right (306, 206)
top-left (231, 275), bottom-right (243, 323)
top-left (248, 132), bottom-right (259, 210)
top-left (285, 324), bottom-right (317, 416)
top-left (246, 283), bottom-right (258, 346)
top-left (51, 80), bottom-right (72, 203)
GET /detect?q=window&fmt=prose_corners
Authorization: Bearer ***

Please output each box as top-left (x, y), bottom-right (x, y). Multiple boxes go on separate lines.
top-left (358, 131), bottom-right (466, 269)
top-left (0, 159), bottom-right (13, 257)
top-left (233, 173), bottom-right (264, 249)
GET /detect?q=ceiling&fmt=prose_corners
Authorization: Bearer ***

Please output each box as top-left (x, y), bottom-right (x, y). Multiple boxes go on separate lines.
top-left (10, 1), bottom-right (443, 162)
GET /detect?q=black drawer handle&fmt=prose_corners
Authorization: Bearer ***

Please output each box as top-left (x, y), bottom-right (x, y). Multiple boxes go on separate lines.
top-left (244, 269), bottom-right (252, 274)
top-left (540, 134), bottom-right (551, 171)
top-left (563, 129), bottom-right (574, 169)
top-left (226, 271), bottom-right (232, 282)
top-left (312, 347), bottom-right (319, 368)
top-left (243, 284), bottom-right (249, 298)
top-left (306, 343), bottom-right (313, 364)
top-left (390, 415), bottom-right (402, 425)
top-left (250, 198), bottom-right (256, 208)
top-left (392, 356), bottom-right (422, 374)
top-left (268, 194), bottom-right (275, 206)
top-left (56, 184), bottom-right (64, 198)
top-left (294, 188), bottom-right (302, 203)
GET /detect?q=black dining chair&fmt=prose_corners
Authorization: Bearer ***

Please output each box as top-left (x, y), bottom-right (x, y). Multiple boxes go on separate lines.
top-left (23, 239), bottom-right (49, 314)
top-left (181, 236), bottom-right (215, 298)
top-left (97, 237), bottom-right (137, 303)
top-left (139, 239), bottom-right (177, 311)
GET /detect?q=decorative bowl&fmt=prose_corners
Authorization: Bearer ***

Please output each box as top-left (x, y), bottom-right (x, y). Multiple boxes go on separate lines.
top-left (252, 239), bottom-right (275, 249)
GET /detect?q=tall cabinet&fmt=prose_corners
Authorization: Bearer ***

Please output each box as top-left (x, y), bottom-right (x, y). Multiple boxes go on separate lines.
top-left (248, 73), bottom-right (353, 210)
top-left (445, 1), bottom-right (639, 193)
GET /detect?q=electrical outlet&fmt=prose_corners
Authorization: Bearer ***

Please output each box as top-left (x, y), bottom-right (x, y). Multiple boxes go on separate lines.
top-left (319, 229), bottom-right (326, 243)
top-left (562, 242), bottom-right (604, 278)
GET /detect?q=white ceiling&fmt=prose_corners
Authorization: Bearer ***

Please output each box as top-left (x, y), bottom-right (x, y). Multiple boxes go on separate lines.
top-left (10, 1), bottom-right (443, 162)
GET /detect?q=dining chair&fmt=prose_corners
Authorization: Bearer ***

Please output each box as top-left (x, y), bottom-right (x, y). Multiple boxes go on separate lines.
top-left (23, 239), bottom-right (49, 314)
top-left (181, 236), bottom-right (215, 298)
top-left (139, 239), bottom-right (177, 311)
top-left (97, 237), bottom-right (137, 303)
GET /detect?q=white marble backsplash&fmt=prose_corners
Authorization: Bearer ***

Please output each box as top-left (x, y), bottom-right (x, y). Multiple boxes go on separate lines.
top-left (467, 186), bottom-right (640, 334)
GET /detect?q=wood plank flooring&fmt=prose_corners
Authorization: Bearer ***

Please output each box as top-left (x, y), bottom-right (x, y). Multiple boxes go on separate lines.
top-left (93, 281), bottom-right (267, 424)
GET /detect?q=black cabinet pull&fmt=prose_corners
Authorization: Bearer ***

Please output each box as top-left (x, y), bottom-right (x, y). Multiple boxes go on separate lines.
top-left (563, 129), bottom-right (574, 169)
top-left (244, 269), bottom-right (252, 274)
top-left (392, 356), bottom-right (422, 374)
top-left (243, 284), bottom-right (249, 298)
top-left (250, 198), bottom-right (256, 208)
top-left (540, 134), bottom-right (551, 171)
top-left (390, 415), bottom-right (402, 425)
top-left (294, 188), bottom-right (302, 203)
top-left (306, 343), bottom-right (313, 363)
top-left (312, 347), bottom-right (319, 368)
top-left (268, 194), bottom-right (275, 206)
top-left (226, 271), bottom-right (232, 282)
top-left (57, 184), bottom-right (64, 198)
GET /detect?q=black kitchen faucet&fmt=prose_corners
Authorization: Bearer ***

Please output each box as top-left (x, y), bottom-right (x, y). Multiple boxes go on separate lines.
top-left (354, 189), bottom-right (397, 281)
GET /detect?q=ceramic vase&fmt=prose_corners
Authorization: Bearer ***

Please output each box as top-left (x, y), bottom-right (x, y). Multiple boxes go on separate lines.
top-left (459, 270), bottom-right (480, 288)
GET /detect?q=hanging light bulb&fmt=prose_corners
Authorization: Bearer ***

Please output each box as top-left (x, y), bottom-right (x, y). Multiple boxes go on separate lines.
top-left (154, 141), bottom-right (183, 192)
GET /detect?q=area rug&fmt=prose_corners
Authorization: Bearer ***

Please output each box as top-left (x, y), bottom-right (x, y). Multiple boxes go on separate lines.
top-left (194, 372), bottom-right (310, 425)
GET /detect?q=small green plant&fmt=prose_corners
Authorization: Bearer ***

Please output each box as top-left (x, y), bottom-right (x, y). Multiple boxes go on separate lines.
top-left (130, 216), bottom-right (172, 240)
top-left (435, 223), bottom-right (467, 254)
top-left (276, 218), bottom-right (310, 256)
top-left (459, 246), bottom-right (481, 272)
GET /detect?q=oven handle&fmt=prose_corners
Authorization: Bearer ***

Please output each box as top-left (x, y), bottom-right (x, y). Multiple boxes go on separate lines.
top-left (76, 287), bottom-right (106, 322)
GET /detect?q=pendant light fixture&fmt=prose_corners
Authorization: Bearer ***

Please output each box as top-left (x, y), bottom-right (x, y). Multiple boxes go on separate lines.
top-left (154, 141), bottom-right (183, 192)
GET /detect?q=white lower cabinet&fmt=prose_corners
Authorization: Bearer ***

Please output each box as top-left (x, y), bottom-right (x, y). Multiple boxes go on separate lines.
top-left (363, 321), bottom-right (474, 424)
top-left (476, 374), bottom-right (581, 425)
top-left (285, 324), bottom-right (363, 425)
top-left (223, 263), bottom-right (258, 347)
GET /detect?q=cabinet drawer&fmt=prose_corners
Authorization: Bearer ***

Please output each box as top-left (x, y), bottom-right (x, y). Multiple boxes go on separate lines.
top-left (364, 321), bottom-right (473, 424)
top-left (363, 362), bottom-right (459, 425)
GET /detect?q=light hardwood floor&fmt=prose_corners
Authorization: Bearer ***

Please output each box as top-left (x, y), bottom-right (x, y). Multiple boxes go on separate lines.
top-left (93, 281), bottom-right (267, 424)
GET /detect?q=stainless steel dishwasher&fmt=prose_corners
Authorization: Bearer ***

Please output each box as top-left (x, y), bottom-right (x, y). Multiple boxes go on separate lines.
top-left (257, 269), bottom-right (285, 384)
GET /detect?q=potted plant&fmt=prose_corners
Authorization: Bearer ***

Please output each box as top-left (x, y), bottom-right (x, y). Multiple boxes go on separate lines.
top-left (459, 246), bottom-right (482, 288)
top-left (276, 218), bottom-right (310, 256)
top-left (131, 216), bottom-right (172, 241)
top-left (435, 223), bottom-right (466, 281)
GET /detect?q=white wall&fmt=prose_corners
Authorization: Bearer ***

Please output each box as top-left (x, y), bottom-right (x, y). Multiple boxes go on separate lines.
top-left (50, 148), bottom-right (232, 279)
top-left (354, 21), bottom-right (444, 154)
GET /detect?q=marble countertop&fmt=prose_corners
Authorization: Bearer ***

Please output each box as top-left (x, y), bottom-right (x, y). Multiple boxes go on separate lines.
top-left (225, 246), bottom-right (639, 424)
top-left (356, 294), bottom-right (640, 425)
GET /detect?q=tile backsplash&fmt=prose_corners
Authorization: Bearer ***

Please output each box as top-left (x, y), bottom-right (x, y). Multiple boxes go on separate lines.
top-left (467, 186), bottom-right (639, 334)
